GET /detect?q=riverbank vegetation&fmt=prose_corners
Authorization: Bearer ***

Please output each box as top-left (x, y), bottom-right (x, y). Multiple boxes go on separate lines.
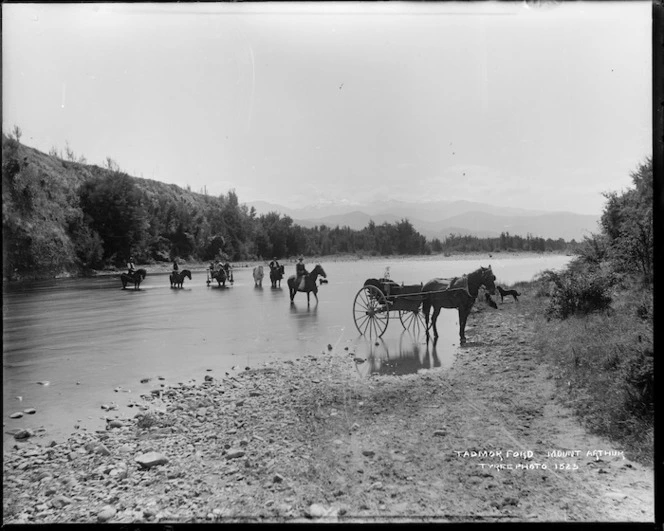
top-left (530, 158), bottom-right (653, 464)
top-left (3, 133), bottom-right (577, 280)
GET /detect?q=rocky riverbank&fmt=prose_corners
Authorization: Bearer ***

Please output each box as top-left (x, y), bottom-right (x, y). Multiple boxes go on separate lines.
top-left (3, 295), bottom-right (653, 524)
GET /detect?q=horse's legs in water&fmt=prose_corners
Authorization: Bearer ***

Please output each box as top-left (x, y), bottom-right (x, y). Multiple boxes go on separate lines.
top-left (422, 300), bottom-right (431, 338)
top-left (430, 306), bottom-right (442, 339)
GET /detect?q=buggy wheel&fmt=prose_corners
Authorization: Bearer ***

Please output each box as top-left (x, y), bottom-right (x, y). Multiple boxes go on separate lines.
top-left (398, 309), bottom-right (427, 336)
top-left (353, 285), bottom-right (389, 338)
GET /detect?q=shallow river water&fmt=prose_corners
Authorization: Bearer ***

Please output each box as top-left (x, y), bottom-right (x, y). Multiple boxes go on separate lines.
top-left (3, 254), bottom-right (572, 448)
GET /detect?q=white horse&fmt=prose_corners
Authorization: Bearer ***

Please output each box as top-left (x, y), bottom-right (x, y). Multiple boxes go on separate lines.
top-left (253, 265), bottom-right (264, 287)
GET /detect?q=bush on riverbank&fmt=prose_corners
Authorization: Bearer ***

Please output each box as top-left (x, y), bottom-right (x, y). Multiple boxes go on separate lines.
top-left (529, 157), bottom-right (653, 464)
top-left (537, 268), bottom-right (615, 319)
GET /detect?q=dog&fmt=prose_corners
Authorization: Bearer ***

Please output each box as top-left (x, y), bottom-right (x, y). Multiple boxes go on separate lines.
top-left (497, 286), bottom-right (521, 303)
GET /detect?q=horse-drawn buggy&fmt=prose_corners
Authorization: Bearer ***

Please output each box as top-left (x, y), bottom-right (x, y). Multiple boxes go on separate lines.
top-left (352, 266), bottom-right (497, 342)
top-left (206, 263), bottom-right (234, 287)
top-left (353, 276), bottom-right (428, 338)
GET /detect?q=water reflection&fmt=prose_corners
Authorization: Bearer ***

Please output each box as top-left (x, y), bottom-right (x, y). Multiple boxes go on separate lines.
top-left (353, 332), bottom-right (456, 378)
top-left (289, 303), bottom-right (318, 322)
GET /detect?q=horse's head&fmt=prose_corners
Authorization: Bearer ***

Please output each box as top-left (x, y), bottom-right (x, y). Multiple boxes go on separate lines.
top-left (480, 266), bottom-right (496, 295)
top-left (184, 270), bottom-right (192, 279)
top-left (314, 264), bottom-right (327, 278)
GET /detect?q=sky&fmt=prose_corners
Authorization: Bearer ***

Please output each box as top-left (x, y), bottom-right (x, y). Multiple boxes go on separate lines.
top-left (2, 2), bottom-right (652, 215)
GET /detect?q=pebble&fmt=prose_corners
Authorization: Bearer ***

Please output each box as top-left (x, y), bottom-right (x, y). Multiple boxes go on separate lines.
top-left (95, 444), bottom-right (111, 456)
top-left (9, 412), bottom-right (23, 419)
top-left (135, 452), bottom-right (168, 469)
top-left (225, 449), bottom-right (245, 460)
top-left (24, 408), bottom-right (37, 415)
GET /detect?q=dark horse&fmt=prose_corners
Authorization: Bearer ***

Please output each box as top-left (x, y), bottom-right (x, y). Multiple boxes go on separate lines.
top-left (287, 264), bottom-right (327, 305)
top-left (170, 269), bottom-right (191, 288)
top-left (207, 268), bottom-right (228, 287)
top-left (121, 269), bottom-right (147, 290)
top-left (421, 266), bottom-right (496, 344)
top-left (207, 267), bottom-right (232, 287)
top-left (270, 265), bottom-right (285, 288)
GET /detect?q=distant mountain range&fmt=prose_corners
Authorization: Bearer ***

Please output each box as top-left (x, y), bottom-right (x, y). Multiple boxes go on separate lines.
top-left (246, 200), bottom-right (600, 242)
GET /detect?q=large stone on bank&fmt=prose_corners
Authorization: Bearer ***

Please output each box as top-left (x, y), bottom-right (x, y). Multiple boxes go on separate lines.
top-left (51, 495), bottom-right (72, 509)
top-left (306, 503), bottom-right (338, 519)
top-left (13, 429), bottom-right (33, 440)
top-left (225, 449), bottom-right (245, 460)
top-left (97, 505), bottom-right (117, 522)
top-left (135, 451), bottom-right (169, 469)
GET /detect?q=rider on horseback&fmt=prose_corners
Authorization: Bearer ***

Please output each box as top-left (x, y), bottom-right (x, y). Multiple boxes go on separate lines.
top-left (296, 256), bottom-right (308, 290)
top-left (127, 256), bottom-right (136, 277)
top-left (224, 260), bottom-right (233, 283)
top-left (172, 259), bottom-right (179, 272)
top-left (269, 257), bottom-right (280, 272)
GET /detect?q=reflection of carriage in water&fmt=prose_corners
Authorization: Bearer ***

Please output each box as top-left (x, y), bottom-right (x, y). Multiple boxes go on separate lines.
top-left (353, 266), bottom-right (497, 343)
top-left (353, 335), bottom-right (445, 378)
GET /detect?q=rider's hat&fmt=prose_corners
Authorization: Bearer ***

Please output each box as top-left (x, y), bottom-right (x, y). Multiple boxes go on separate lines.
top-left (298, 256), bottom-right (304, 261)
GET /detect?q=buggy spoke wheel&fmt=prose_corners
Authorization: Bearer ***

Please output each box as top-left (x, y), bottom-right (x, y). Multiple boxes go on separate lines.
top-left (399, 309), bottom-right (426, 335)
top-left (353, 285), bottom-right (389, 338)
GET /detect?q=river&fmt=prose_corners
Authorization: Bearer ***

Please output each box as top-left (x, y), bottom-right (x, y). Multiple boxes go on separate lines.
top-left (3, 253), bottom-right (572, 449)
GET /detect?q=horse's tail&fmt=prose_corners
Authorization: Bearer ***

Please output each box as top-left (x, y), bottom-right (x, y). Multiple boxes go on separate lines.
top-left (421, 297), bottom-right (431, 323)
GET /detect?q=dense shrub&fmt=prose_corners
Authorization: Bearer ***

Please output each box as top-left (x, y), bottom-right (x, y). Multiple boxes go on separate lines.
top-left (542, 269), bottom-right (613, 319)
top-left (620, 348), bottom-right (654, 419)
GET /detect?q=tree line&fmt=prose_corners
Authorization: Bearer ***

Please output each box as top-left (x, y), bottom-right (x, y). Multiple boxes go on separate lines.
top-left (2, 134), bottom-right (578, 279)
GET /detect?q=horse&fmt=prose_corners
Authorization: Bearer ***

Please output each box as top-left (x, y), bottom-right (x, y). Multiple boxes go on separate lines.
top-left (120, 269), bottom-right (147, 290)
top-left (253, 265), bottom-right (264, 287)
top-left (421, 266), bottom-right (496, 344)
top-left (287, 264), bottom-right (327, 305)
top-left (170, 269), bottom-right (191, 288)
top-left (270, 265), bottom-right (285, 288)
top-left (207, 267), bottom-right (230, 287)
